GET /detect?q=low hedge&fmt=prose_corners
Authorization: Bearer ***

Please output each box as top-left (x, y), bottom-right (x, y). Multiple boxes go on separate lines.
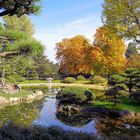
top-left (56, 87), bottom-right (95, 105)
top-left (76, 75), bottom-right (86, 81)
top-left (62, 77), bottom-right (76, 83)
top-left (91, 75), bottom-right (107, 85)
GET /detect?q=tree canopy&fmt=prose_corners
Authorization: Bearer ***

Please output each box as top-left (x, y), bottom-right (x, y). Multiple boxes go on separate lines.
top-left (0, 15), bottom-right (59, 82)
top-left (3, 15), bottom-right (34, 35)
top-left (102, 0), bottom-right (140, 42)
top-left (0, 0), bottom-right (41, 17)
top-left (91, 26), bottom-right (127, 75)
top-left (56, 35), bottom-right (92, 76)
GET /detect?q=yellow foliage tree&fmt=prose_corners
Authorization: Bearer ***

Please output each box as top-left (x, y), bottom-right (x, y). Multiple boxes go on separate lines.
top-left (91, 26), bottom-right (127, 75)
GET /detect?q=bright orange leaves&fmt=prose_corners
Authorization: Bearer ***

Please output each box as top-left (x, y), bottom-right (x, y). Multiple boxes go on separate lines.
top-left (56, 35), bottom-right (92, 75)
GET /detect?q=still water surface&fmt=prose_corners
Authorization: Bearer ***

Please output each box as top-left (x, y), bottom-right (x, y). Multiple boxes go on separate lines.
top-left (0, 95), bottom-right (140, 136)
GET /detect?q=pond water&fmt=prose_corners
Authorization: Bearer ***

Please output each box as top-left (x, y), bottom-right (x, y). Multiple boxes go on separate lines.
top-left (0, 91), bottom-right (140, 137)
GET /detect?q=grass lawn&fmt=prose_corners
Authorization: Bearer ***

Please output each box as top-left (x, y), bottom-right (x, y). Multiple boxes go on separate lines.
top-left (18, 80), bottom-right (49, 84)
top-left (0, 90), bottom-right (33, 99)
top-left (90, 98), bottom-right (140, 113)
top-left (18, 79), bottom-right (91, 84)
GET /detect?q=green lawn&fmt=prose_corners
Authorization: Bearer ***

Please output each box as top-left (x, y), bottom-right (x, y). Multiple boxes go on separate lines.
top-left (0, 90), bottom-right (33, 99)
top-left (18, 79), bottom-right (91, 84)
top-left (90, 98), bottom-right (140, 113)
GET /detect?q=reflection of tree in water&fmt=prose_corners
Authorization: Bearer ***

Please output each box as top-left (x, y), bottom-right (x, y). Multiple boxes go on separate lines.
top-left (0, 99), bottom-right (44, 128)
top-left (56, 112), bottom-right (92, 127)
top-left (94, 116), bottom-right (140, 136)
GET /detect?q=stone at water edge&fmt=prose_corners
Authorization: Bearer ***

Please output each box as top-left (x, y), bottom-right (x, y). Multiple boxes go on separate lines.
top-left (0, 97), bottom-right (8, 104)
top-left (35, 91), bottom-right (43, 96)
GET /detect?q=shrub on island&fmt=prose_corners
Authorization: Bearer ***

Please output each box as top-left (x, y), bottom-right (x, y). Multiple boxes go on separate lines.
top-left (56, 87), bottom-right (95, 105)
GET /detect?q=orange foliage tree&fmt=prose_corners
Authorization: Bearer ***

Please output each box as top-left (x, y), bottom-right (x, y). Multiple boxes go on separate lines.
top-left (91, 26), bottom-right (127, 75)
top-left (56, 35), bottom-right (92, 75)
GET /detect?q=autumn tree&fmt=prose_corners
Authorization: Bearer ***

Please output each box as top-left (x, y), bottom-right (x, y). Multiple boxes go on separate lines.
top-left (128, 54), bottom-right (140, 69)
top-left (56, 35), bottom-right (92, 76)
top-left (91, 26), bottom-right (127, 75)
top-left (102, 0), bottom-right (140, 45)
top-left (0, 0), bottom-right (41, 17)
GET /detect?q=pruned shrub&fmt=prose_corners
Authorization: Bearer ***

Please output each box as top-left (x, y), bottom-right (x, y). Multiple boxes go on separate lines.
top-left (56, 87), bottom-right (95, 105)
top-left (91, 75), bottom-right (107, 85)
top-left (76, 75), bottom-right (86, 81)
top-left (115, 84), bottom-right (128, 90)
top-left (62, 77), bottom-right (76, 83)
top-left (109, 74), bottom-right (126, 85)
top-left (105, 84), bottom-right (128, 98)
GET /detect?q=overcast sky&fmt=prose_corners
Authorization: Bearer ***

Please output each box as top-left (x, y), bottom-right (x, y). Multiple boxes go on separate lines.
top-left (30, 0), bottom-right (104, 63)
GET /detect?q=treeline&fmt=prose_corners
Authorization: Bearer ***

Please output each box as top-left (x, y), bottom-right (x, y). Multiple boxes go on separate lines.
top-left (56, 26), bottom-right (140, 78)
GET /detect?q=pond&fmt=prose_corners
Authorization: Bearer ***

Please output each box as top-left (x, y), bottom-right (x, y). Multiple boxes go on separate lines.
top-left (0, 90), bottom-right (140, 137)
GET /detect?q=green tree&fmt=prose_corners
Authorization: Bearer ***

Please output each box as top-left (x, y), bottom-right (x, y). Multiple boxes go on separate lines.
top-left (102, 0), bottom-right (140, 43)
top-left (122, 68), bottom-right (140, 95)
top-left (0, 15), bottom-right (44, 83)
top-left (3, 15), bottom-right (34, 35)
top-left (125, 42), bottom-right (138, 58)
top-left (0, 0), bottom-right (41, 17)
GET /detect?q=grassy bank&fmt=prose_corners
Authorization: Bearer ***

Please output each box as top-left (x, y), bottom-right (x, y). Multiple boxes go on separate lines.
top-left (0, 90), bottom-right (33, 99)
top-left (20, 83), bottom-right (107, 90)
top-left (90, 98), bottom-right (140, 113)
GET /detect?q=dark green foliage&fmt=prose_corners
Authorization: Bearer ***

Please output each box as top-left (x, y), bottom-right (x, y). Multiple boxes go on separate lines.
top-left (0, 123), bottom-right (140, 140)
top-left (0, 0), bottom-right (41, 17)
top-left (62, 77), bottom-right (76, 83)
top-left (0, 29), bottom-right (44, 55)
top-left (0, 123), bottom-right (97, 140)
top-left (76, 75), bottom-right (86, 81)
top-left (107, 68), bottom-right (140, 98)
top-left (125, 42), bottom-right (138, 58)
top-left (109, 74), bottom-right (126, 85)
top-left (56, 87), bottom-right (95, 104)
top-left (131, 91), bottom-right (140, 101)
top-left (91, 75), bottom-right (107, 84)
top-left (123, 68), bottom-right (140, 94)
top-left (0, 55), bottom-right (59, 82)
top-left (0, 15), bottom-right (59, 83)
top-left (114, 84), bottom-right (127, 91)
top-left (33, 55), bottom-right (59, 79)
top-left (105, 87), bottom-right (118, 98)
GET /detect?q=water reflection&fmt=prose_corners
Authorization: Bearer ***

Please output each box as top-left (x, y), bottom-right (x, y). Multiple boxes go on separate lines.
top-left (94, 117), bottom-right (140, 136)
top-left (0, 96), bottom-right (140, 136)
top-left (0, 99), bottom-right (44, 127)
top-left (33, 98), bottom-right (96, 134)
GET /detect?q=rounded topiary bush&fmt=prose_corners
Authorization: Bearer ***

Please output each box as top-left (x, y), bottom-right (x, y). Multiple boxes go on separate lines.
top-left (62, 77), bottom-right (76, 83)
top-left (76, 75), bottom-right (86, 81)
top-left (56, 87), bottom-right (95, 105)
top-left (90, 75), bottom-right (107, 85)
top-left (115, 84), bottom-right (128, 90)
top-left (109, 74), bottom-right (126, 85)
